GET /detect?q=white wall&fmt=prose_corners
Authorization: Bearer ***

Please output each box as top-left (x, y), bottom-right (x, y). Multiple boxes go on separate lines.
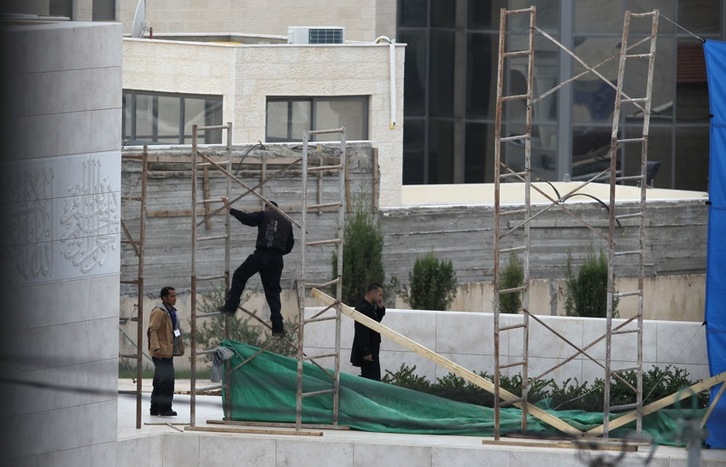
top-left (303, 307), bottom-right (709, 386)
top-left (0, 21), bottom-right (122, 466)
top-left (123, 38), bottom-right (405, 207)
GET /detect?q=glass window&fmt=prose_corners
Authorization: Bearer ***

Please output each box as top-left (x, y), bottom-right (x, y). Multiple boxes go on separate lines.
top-left (468, 0), bottom-right (507, 30)
top-left (122, 91), bottom-right (222, 145)
top-left (266, 97), bottom-right (368, 142)
top-left (50, 0), bottom-right (72, 17)
top-left (157, 96), bottom-right (180, 144)
top-left (428, 120), bottom-right (454, 183)
top-left (93, 0), bottom-right (115, 21)
top-left (675, 126), bottom-right (710, 190)
top-left (429, 30), bottom-right (455, 117)
top-left (314, 98), bottom-right (367, 141)
top-left (399, 0), bottom-right (428, 27)
top-left (399, 30), bottom-right (427, 117)
top-left (403, 119), bottom-right (426, 184)
top-left (466, 33), bottom-right (495, 119)
top-left (431, 0), bottom-right (455, 28)
top-left (465, 122), bottom-right (491, 183)
top-left (678, 0), bottom-right (721, 34)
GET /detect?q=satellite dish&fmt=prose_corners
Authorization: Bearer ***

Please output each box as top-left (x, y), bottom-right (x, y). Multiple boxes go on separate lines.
top-left (131, 0), bottom-right (146, 38)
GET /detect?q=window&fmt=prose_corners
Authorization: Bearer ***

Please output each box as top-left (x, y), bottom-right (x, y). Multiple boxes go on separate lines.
top-left (92, 0), bottom-right (115, 21)
top-left (122, 91), bottom-right (223, 145)
top-left (265, 96), bottom-right (369, 142)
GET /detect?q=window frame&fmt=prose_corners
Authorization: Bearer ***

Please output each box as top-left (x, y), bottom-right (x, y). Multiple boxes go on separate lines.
top-left (265, 96), bottom-right (369, 142)
top-left (122, 90), bottom-right (223, 146)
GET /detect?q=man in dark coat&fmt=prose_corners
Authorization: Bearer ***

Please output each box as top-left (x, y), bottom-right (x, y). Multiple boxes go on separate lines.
top-left (350, 283), bottom-right (386, 380)
top-left (218, 197), bottom-right (294, 336)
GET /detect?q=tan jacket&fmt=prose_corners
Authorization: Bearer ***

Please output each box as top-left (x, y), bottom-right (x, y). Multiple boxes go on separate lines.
top-left (148, 305), bottom-right (175, 358)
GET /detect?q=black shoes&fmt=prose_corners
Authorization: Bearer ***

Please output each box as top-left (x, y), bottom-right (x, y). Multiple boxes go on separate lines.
top-left (217, 306), bottom-right (236, 316)
top-left (151, 409), bottom-right (177, 416)
top-left (271, 329), bottom-right (287, 338)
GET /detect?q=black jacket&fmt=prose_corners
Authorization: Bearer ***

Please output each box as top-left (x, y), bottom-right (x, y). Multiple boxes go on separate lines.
top-left (230, 207), bottom-right (294, 255)
top-left (350, 298), bottom-right (386, 367)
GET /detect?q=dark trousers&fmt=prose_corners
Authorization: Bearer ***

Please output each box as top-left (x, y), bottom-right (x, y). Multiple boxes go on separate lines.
top-left (225, 249), bottom-right (284, 332)
top-left (360, 346), bottom-right (381, 381)
top-left (151, 357), bottom-right (175, 413)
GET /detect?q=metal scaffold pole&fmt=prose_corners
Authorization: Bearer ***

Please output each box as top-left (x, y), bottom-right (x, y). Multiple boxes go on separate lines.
top-left (295, 128), bottom-right (347, 430)
top-left (492, 6), bottom-right (657, 441)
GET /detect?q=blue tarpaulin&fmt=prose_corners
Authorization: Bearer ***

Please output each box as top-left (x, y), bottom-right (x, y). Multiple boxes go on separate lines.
top-left (704, 39), bottom-right (726, 449)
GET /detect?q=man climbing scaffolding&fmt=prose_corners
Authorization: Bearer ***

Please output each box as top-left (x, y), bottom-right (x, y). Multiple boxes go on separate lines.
top-left (218, 197), bottom-right (294, 337)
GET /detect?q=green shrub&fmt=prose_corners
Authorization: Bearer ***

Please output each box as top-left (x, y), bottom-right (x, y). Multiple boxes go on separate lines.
top-left (499, 253), bottom-right (524, 313)
top-left (382, 363), bottom-right (708, 411)
top-left (332, 201), bottom-right (385, 306)
top-left (563, 248), bottom-right (617, 318)
top-left (400, 253), bottom-right (457, 310)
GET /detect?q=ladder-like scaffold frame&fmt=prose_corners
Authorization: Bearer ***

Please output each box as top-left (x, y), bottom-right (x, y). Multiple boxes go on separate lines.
top-left (295, 128), bottom-right (347, 430)
top-left (493, 6), bottom-right (659, 439)
top-left (186, 123), bottom-right (348, 433)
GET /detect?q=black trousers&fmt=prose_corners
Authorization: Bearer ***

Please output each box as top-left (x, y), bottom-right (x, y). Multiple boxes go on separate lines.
top-left (225, 249), bottom-right (284, 332)
top-left (360, 345), bottom-right (381, 381)
top-left (151, 357), bottom-right (175, 413)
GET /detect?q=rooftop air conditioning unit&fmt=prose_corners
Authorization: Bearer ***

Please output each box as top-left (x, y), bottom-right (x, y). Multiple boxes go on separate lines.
top-left (287, 26), bottom-right (344, 44)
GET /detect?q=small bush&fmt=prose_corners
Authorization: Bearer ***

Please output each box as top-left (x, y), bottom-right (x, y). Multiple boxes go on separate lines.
top-left (400, 253), bottom-right (457, 311)
top-left (563, 248), bottom-right (617, 318)
top-left (499, 254), bottom-right (524, 313)
top-left (382, 363), bottom-right (708, 411)
top-left (332, 201), bottom-right (385, 306)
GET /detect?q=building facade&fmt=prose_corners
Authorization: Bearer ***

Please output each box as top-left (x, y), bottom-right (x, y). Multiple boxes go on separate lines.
top-left (0, 19), bottom-right (123, 466)
top-left (115, 0), bottom-right (725, 191)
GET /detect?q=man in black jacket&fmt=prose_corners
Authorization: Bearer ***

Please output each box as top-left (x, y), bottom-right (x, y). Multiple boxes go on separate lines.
top-left (350, 283), bottom-right (386, 380)
top-left (218, 197), bottom-right (294, 336)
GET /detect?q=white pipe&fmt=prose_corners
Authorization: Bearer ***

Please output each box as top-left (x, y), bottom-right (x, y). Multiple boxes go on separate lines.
top-left (375, 36), bottom-right (396, 129)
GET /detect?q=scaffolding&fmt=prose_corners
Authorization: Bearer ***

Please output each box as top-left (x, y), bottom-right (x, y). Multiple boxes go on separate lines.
top-left (295, 128), bottom-right (347, 429)
top-left (493, 7), bottom-right (659, 439)
top-left (118, 146), bottom-right (149, 430)
top-left (185, 124), bottom-right (348, 432)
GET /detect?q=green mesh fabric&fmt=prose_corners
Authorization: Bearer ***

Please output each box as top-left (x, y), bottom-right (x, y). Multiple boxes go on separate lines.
top-left (221, 340), bottom-right (700, 446)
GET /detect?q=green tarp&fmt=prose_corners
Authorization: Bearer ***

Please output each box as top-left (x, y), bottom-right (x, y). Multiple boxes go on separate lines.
top-left (221, 340), bottom-right (701, 446)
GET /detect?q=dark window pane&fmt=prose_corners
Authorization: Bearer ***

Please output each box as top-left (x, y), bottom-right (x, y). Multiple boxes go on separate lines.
top-left (50, 0), bottom-right (72, 17)
top-left (622, 125), bottom-right (672, 187)
top-left (399, 0), bottom-right (428, 27)
top-left (400, 30), bottom-right (427, 116)
top-left (466, 33), bottom-right (495, 119)
top-left (678, 0), bottom-right (720, 34)
top-left (403, 119), bottom-right (426, 184)
top-left (429, 31), bottom-right (455, 117)
top-left (428, 119), bottom-right (454, 184)
top-left (676, 41), bottom-right (709, 123)
top-left (431, 0), bottom-right (455, 28)
top-left (93, 0), bottom-right (115, 21)
top-left (465, 122), bottom-right (491, 182)
top-left (675, 126), bottom-right (709, 191)
top-left (468, 0), bottom-right (507, 29)
top-left (570, 126), bottom-right (612, 181)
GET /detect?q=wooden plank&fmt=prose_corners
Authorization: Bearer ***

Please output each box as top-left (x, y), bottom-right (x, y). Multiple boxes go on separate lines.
top-left (482, 438), bottom-right (639, 452)
top-left (310, 288), bottom-right (583, 437)
top-left (587, 370), bottom-right (726, 435)
top-left (184, 425), bottom-right (323, 436)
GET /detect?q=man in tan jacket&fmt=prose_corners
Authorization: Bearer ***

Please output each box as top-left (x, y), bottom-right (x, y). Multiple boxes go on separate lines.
top-left (147, 286), bottom-right (182, 416)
